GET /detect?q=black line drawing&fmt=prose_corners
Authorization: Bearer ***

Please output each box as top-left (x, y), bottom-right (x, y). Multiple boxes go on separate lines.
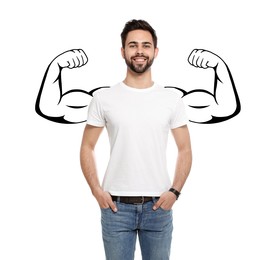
top-left (35, 49), bottom-right (240, 124)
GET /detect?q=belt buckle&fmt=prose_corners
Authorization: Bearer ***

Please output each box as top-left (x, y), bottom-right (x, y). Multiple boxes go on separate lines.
top-left (134, 196), bottom-right (144, 205)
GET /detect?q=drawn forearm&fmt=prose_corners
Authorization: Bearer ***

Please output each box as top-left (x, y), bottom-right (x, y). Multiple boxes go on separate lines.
top-left (214, 62), bottom-right (234, 103)
top-left (212, 61), bottom-right (241, 118)
top-left (35, 60), bottom-right (63, 116)
top-left (42, 61), bottom-right (63, 104)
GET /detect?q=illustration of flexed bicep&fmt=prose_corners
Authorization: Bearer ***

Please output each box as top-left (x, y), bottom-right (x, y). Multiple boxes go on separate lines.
top-left (35, 49), bottom-right (107, 124)
top-left (36, 48), bottom-right (240, 124)
top-left (168, 49), bottom-right (241, 124)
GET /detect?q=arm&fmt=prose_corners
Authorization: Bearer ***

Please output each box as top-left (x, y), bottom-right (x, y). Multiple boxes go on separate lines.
top-left (153, 125), bottom-right (192, 210)
top-left (180, 49), bottom-right (240, 124)
top-left (80, 124), bottom-right (117, 211)
top-left (170, 125), bottom-right (192, 192)
top-left (35, 49), bottom-right (93, 124)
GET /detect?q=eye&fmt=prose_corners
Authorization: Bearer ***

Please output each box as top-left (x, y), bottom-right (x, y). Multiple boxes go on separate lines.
top-left (143, 44), bottom-right (151, 48)
top-left (129, 44), bottom-right (137, 48)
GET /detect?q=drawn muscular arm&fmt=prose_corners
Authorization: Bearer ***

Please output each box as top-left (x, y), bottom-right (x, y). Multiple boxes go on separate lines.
top-left (169, 49), bottom-right (241, 124)
top-left (35, 49), bottom-right (97, 124)
top-left (37, 49), bottom-right (240, 124)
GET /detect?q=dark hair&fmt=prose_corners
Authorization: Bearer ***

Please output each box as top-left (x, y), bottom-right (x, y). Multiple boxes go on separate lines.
top-left (121, 19), bottom-right (157, 48)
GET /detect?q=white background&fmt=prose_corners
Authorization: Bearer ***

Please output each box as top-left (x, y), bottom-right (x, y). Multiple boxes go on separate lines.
top-left (1, 0), bottom-right (271, 259)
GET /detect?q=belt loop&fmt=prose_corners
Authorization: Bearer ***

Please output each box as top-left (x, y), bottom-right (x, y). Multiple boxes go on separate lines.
top-left (141, 196), bottom-right (144, 204)
top-left (117, 196), bottom-right (120, 203)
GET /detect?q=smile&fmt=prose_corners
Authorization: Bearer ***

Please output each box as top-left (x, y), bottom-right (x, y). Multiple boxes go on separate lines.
top-left (133, 57), bottom-right (147, 62)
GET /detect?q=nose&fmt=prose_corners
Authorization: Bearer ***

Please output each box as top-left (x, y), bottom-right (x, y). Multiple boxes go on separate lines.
top-left (136, 46), bottom-right (144, 55)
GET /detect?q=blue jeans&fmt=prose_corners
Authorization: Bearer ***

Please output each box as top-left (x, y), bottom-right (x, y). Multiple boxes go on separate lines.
top-left (101, 198), bottom-right (173, 260)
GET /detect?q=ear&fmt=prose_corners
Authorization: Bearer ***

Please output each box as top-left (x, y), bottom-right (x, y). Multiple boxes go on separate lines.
top-left (154, 47), bottom-right (159, 58)
top-left (121, 47), bottom-right (125, 59)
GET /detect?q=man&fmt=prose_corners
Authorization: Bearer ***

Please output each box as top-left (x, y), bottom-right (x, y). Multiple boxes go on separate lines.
top-left (80, 19), bottom-right (192, 260)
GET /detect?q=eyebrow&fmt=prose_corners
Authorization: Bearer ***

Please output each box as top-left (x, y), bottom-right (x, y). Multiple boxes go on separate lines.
top-left (128, 41), bottom-right (152, 45)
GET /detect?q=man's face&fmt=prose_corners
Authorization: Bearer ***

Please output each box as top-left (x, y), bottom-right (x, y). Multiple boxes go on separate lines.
top-left (122, 29), bottom-right (158, 74)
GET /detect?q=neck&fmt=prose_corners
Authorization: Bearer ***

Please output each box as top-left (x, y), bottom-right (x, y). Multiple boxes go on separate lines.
top-left (123, 70), bottom-right (153, 89)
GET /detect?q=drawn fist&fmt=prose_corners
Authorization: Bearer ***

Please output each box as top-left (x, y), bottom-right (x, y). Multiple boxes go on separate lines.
top-left (188, 49), bottom-right (222, 69)
top-left (54, 49), bottom-right (88, 69)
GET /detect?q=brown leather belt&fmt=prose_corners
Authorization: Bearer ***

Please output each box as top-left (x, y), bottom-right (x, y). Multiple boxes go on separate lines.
top-left (111, 196), bottom-right (159, 204)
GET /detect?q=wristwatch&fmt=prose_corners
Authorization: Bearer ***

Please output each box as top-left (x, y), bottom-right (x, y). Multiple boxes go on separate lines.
top-left (169, 188), bottom-right (181, 200)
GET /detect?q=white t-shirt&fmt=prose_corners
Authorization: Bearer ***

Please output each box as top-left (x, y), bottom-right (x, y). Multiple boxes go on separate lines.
top-left (87, 82), bottom-right (188, 196)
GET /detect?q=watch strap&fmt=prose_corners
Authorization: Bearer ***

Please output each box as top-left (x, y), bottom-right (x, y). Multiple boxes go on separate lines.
top-left (169, 188), bottom-right (181, 200)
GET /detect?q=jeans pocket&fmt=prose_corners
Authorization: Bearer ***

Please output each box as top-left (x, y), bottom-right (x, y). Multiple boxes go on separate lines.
top-left (100, 206), bottom-right (111, 211)
top-left (159, 206), bottom-right (172, 212)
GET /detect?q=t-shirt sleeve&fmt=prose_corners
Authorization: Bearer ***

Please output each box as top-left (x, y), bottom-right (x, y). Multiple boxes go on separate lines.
top-left (86, 94), bottom-right (106, 127)
top-left (170, 98), bottom-right (189, 129)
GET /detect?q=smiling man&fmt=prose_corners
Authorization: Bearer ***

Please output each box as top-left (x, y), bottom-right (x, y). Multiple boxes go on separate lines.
top-left (80, 19), bottom-right (192, 260)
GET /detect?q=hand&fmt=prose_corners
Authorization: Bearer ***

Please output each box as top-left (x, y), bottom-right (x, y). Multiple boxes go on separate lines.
top-left (152, 191), bottom-right (177, 211)
top-left (188, 49), bottom-right (222, 69)
top-left (94, 189), bottom-right (117, 212)
top-left (53, 49), bottom-right (88, 69)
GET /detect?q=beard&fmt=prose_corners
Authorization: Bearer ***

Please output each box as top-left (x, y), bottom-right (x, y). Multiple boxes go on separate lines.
top-left (125, 55), bottom-right (154, 74)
